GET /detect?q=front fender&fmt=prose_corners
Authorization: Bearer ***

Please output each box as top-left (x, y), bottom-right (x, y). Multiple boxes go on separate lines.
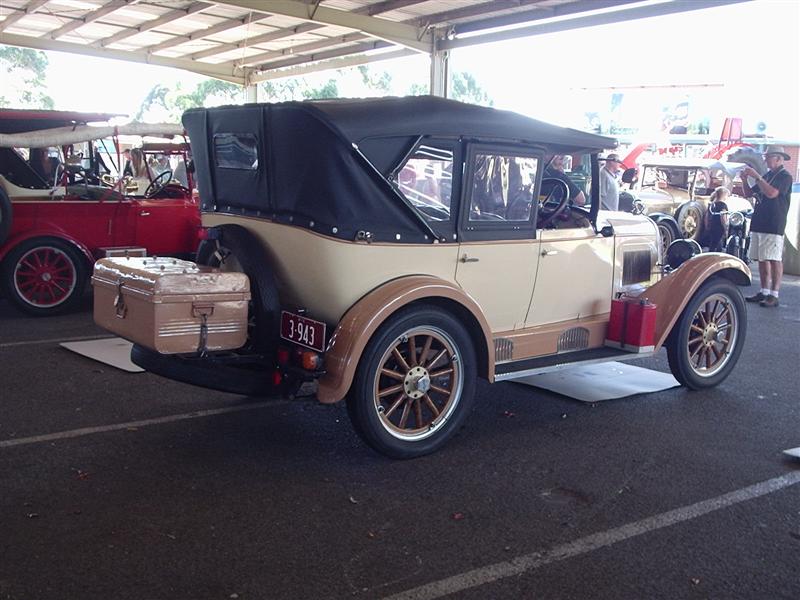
top-left (645, 253), bottom-right (750, 349)
top-left (317, 275), bottom-right (494, 404)
top-left (0, 230), bottom-right (94, 266)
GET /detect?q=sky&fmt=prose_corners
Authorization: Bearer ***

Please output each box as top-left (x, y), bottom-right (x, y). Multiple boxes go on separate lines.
top-left (10, 0), bottom-right (800, 139)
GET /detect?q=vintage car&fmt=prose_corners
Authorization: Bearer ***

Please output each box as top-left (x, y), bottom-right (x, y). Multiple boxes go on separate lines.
top-left (94, 97), bottom-right (751, 459)
top-left (0, 109), bottom-right (201, 316)
top-left (620, 157), bottom-right (754, 247)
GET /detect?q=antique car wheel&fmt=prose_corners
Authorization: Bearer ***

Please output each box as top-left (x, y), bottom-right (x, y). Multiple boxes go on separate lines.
top-left (676, 201), bottom-right (704, 240)
top-left (2, 238), bottom-right (87, 316)
top-left (0, 187), bottom-right (12, 245)
top-left (655, 219), bottom-right (680, 257)
top-left (666, 277), bottom-right (746, 390)
top-left (196, 226), bottom-right (280, 354)
top-left (347, 307), bottom-right (477, 459)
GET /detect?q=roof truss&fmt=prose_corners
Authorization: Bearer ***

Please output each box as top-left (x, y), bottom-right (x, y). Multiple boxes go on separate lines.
top-left (0, 0), bottom-right (755, 86)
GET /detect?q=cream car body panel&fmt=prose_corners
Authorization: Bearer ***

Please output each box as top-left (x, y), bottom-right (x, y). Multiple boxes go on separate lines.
top-left (527, 226), bottom-right (614, 326)
top-left (455, 239), bottom-right (540, 331)
top-left (203, 213), bottom-right (460, 326)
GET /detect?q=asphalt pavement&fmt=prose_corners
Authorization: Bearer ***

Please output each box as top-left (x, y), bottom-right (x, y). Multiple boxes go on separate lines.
top-left (1, 275), bottom-right (798, 600)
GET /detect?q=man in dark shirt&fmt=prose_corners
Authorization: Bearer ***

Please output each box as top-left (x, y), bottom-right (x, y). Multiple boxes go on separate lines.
top-left (741, 145), bottom-right (794, 307)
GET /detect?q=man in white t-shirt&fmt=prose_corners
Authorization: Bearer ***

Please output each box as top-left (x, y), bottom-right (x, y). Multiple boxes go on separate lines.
top-left (599, 153), bottom-right (624, 211)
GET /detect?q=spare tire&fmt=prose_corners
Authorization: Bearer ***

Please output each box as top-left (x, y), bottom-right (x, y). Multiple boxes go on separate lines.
top-left (0, 187), bottom-right (12, 246)
top-left (196, 225), bottom-right (280, 356)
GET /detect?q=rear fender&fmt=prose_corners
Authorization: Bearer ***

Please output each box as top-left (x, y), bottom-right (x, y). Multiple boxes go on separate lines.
top-left (645, 253), bottom-right (750, 349)
top-left (0, 230), bottom-right (94, 265)
top-left (317, 275), bottom-right (494, 404)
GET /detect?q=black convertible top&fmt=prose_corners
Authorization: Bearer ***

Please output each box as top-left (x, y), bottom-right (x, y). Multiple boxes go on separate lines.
top-left (183, 96), bottom-right (615, 243)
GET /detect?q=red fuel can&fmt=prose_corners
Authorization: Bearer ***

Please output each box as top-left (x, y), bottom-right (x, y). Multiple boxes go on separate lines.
top-left (606, 297), bottom-right (657, 352)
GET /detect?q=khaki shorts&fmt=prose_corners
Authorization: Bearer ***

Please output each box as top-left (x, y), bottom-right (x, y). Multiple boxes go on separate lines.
top-left (749, 232), bottom-right (784, 261)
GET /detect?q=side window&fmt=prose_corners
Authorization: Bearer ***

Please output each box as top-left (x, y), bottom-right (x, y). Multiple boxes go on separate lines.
top-left (469, 153), bottom-right (538, 222)
top-left (396, 144), bottom-right (453, 222)
top-left (214, 133), bottom-right (258, 170)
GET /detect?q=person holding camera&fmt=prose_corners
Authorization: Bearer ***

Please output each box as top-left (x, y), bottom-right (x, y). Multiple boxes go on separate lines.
top-left (740, 145), bottom-right (793, 308)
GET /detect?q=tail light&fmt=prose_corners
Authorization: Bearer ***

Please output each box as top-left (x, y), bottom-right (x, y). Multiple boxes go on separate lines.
top-left (300, 351), bottom-right (322, 371)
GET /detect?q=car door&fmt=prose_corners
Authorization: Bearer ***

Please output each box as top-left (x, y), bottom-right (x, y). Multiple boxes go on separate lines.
top-left (525, 226), bottom-right (614, 327)
top-left (455, 145), bottom-right (542, 332)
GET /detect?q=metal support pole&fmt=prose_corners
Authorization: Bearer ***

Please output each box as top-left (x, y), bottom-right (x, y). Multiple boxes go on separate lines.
top-left (429, 27), bottom-right (449, 98)
top-left (245, 83), bottom-right (258, 103)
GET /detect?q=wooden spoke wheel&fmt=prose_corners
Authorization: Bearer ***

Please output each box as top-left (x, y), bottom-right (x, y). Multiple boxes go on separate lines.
top-left (667, 278), bottom-right (746, 390)
top-left (348, 307), bottom-right (476, 458)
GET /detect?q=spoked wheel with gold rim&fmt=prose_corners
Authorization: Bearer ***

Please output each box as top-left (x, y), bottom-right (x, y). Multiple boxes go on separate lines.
top-left (347, 307), bottom-right (477, 459)
top-left (667, 277), bottom-right (746, 390)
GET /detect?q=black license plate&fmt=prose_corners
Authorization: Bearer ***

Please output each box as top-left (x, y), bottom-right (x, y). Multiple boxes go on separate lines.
top-left (280, 311), bottom-right (326, 352)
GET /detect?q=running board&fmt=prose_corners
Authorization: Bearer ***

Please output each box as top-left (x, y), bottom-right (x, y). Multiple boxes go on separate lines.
top-left (495, 346), bottom-right (657, 381)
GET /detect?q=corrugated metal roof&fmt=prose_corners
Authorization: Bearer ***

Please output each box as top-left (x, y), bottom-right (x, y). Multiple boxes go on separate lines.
top-left (0, 0), bottom-right (753, 85)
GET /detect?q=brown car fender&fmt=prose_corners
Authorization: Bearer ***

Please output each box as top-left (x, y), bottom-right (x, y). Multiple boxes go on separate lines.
top-left (316, 275), bottom-right (494, 404)
top-left (645, 253), bottom-right (751, 349)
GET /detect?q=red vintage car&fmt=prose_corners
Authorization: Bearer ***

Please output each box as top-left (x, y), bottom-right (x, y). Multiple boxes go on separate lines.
top-left (0, 109), bottom-right (201, 316)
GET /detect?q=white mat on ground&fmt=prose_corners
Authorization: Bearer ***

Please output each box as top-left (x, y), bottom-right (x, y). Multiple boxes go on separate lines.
top-left (784, 447), bottom-right (800, 460)
top-left (513, 361), bottom-right (679, 402)
top-left (60, 337), bottom-right (144, 373)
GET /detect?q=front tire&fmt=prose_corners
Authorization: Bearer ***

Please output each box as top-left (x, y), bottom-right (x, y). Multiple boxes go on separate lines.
top-left (725, 235), bottom-right (742, 260)
top-left (346, 306), bottom-right (477, 459)
top-left (666, 277), bottom-right (746, 390)
top-left (656, 219), bottom-right (680, 258)
top-left (2, 238), bottom-right (87, 316)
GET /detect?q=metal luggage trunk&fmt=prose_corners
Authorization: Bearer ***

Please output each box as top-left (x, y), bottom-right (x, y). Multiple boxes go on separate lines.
top-left (92, 256), bottom-right (250, 354)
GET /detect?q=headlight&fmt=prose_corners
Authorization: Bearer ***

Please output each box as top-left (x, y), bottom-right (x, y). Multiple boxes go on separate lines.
top-left (729, 211), bottom-right (745, 227)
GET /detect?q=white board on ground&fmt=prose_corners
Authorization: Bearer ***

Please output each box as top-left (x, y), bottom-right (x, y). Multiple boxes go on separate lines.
top-left (513, 361), bottom-right (679, 402)
top-left (60, 337), bottom-right (144, 373)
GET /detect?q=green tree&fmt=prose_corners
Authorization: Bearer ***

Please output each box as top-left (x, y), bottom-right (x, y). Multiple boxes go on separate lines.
top-left (136, 79), bottom-right (241, 121)
top-left (450, 71), bottom-right (492, 106)
top-left (260, 77), bottom-right (339, 101)
top-left (0, 45), bottom-right (54, 109)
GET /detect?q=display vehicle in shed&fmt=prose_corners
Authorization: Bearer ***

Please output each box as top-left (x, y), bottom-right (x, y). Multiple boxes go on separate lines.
top-left (0, 109), bottom-right (200, 316)
top-left (94, 97), bottom-right (752, 458)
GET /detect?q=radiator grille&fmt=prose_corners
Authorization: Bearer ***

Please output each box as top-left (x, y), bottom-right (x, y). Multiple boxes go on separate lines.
top-left (558, 327), bottom-right (589, 352)
top-left (622, 250), bottom-right (651, 285)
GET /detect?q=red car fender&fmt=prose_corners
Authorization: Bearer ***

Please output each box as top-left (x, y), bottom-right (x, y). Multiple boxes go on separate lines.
top-left (0, 228), bottom-right (94, 266)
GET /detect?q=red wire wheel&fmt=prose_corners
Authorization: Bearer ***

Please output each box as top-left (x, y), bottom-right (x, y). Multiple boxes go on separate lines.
top-left (3, 239), bottom-right (86, 315)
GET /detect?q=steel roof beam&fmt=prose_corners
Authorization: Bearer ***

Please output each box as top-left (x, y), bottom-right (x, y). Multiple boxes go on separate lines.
top-left (249, 48), bottom-right (414, 83)
top-left (93, 1), bottom-right (212, 48)
top-left (47, 0), bottom-right (136, 40)
top-left (210, 0), bottom-right (431, 53)
top-left (439, 0), bottom-right (755, 50)
top-left (142, 14), bottom-right (252, 54)
top-left (0, 0), bottom-right (50, 33)
top-left (233, 31), bottom-right (368, 68)
top-left (188, 21), bottom-right (324, 61)
top-left (0, 31), bottom-right (246, 84)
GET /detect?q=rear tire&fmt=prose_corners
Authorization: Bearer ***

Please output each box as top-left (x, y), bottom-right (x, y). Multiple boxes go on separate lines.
top-left (2, 237), bottom-right (87, 316)
top-left (197, 226), bottom-right (280, 355)
top-left (666, 278), bottom-right (746, 390)
top-left (346, 306), bottom-right (477, 459)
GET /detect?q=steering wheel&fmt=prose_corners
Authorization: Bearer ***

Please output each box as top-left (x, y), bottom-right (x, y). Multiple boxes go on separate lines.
top-left (144, 170), bottom-right (172, 198)
top-left (537, 178), bottom-right (571, 228)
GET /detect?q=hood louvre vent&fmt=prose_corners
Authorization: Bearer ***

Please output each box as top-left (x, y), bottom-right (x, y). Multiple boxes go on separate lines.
top-left (623, 250), bottom-right (651, 285)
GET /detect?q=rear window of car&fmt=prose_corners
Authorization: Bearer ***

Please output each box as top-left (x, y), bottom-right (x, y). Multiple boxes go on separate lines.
top-left (214, 133), bottom-right (258, 170)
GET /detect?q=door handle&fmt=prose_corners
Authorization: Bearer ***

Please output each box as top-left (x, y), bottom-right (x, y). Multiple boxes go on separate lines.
top-left (140, 211), bottom-right (150, 216)
top-left (541, 249), bottom-right (558, 257)
top-left (460, 254), bottom-right (479, 263)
